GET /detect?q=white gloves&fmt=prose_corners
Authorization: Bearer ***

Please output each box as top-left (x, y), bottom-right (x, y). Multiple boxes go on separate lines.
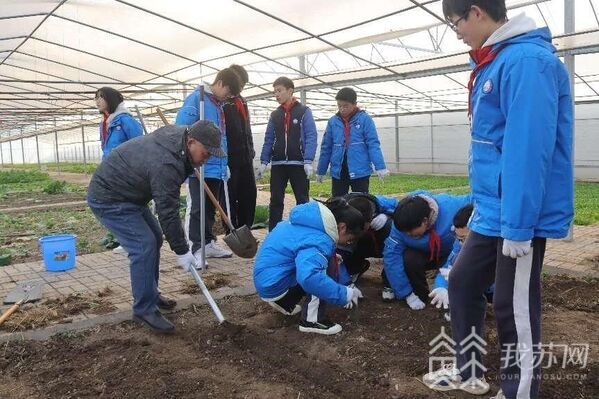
top-left (502, 239), bottom-right (531, 259)
top-left (304, 164), bottom-right (313, 178)
top-left (429, 288), bottom-right (449, 309)
top-left (406, 292), bottom-right (426, 310)
top-left (370, 214), bottom-right (389, 231)
top-left (257, 163), bottom-right (267, 179)
top-left (316, 175), bottom-right (324, 183)
top-left (345, 285), bottom-right (363, 309)
top-left (375, 168), bottom-right (390, 180)
top-left (176, 251), bottom-right (199, 272)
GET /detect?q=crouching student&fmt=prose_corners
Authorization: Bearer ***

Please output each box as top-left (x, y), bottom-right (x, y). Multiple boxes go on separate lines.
top-left (336, 193), bottom-right (398, 285)
top-left (430, 204), bottom-right (495, 318)
top-left (253, 198), bottom-right (365, 335)
top-left (382, 191), bottom-right (471, 310)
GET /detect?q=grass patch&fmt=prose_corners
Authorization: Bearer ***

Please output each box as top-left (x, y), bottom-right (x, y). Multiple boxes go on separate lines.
top-left (0, 162), bottom-right (98, 174)
top-left (574, 182), bottom-right (599, 225)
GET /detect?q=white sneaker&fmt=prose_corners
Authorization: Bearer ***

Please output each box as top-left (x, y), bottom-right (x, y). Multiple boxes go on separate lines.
top-left (491, 390), bottom-right (506, 399)
top-left (382, 287), bottom-right (395, 302)
top-left (204, 240), bottom-right (232, 258)
top-left (192, 249), bottom-right (208, 269)
top-left (112, 245), bottom-right (127, 255)
top-left (423, 363), bottom-right (490, 395)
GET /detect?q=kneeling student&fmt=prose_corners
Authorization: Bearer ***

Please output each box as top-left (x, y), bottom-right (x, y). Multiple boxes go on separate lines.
top-left (253, 198), bottom-right (365, 335)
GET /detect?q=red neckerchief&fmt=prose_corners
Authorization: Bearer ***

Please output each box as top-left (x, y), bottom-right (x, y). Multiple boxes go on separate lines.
top-left (340, 108), bottom-right (360, 147)
top-left (428, 228), bottom-right (441, 264)
top-left (281, 97), bottom-right (297, 135)
top-left (206, 93), bottom-right (226, 135)
top-left (233, 96), bottom-right (248, 124)
top-left (101, 112), bottom-right (109, 147)
top-left (468, 45), bottom-right (505, 116)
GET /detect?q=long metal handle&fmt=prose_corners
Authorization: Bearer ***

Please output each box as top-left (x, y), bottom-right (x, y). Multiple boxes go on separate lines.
top-left (189, 266), bottom-right (225, 324)
top-left (223, 179), bottom-right (232, 228)
top-left (198, 85), bottom-right (206, 268)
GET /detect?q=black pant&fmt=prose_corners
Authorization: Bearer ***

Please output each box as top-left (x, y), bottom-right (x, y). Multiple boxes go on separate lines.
top-left (449, 231), bottom-right (546, 398)
top-left (269, 165), bottom-right (309, 231)
top-left (188, 177), bottom-right (222, 253)
top-left (222, 163), bottom-right (257, 229)
top-left (382, 247), bottom-right (445, 302)
top-left (331, 155), bottom-right (370, 196)
top-left (338, 221), bottom-right (391, 280)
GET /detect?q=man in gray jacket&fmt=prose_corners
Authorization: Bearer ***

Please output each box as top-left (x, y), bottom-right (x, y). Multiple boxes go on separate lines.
top-left (87, 120), bottom-right (223, 333)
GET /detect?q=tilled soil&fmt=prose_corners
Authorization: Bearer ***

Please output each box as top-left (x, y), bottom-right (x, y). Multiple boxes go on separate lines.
top-left (0, 274), bottom-right (597, 399)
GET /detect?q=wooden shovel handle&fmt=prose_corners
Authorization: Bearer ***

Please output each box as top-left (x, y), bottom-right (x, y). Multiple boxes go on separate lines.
top-left (0, 299), bottom-right (23, 326)
top-left (156, 107), bottom-right (169, 125)
top-left (192, 168), bottom-right (234, 231)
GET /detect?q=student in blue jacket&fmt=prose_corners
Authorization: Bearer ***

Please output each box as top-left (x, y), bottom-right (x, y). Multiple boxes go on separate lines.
top-left (96, 87), bottom-right (143, 160)
top-left (382, 191), bottom-right (471, 310)
top-left (95, 87), bottom-right (143, 255)
top-left (176, 67), bottom-right (241, 262)
top-left (316, 88), bottom-right (389, 196)
top-left (253, 198), bottom-right (365, 335)
top-left (424, 2), bottom-right (574, 398)
top-left (257, 77), bottom-right (318, 231)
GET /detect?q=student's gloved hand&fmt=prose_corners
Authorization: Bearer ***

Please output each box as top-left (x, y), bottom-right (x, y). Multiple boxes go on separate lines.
top-left (257, 163), bottom-right (268, 179)
top-left (316, 175), bottom-right (324, 183)
top-left (304, 164), bottom-right (314, 178)
top-left (375, 168), bottom-right (390, 181)
top-left (429, 288), bottom-right (449, 309)
top-left (370, 214), bottom-right (389, 231)
top-left (176, 251), bottom-right (199, 272)
top-left (345, 285), bottom-right (363, 309)
top-left (502, 239), bottom-right (531, 259)
top-left (405, 292), bottom-right (426, 310)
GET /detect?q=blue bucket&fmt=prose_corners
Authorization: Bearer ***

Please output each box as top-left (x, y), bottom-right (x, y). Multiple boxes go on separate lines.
top-left (39, 234), bottom-right (77, 272)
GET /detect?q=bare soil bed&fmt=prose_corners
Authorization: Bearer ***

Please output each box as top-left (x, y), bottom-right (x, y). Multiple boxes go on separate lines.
top-left (0, 274), bottom-right (596, 399)
top-left (0, 191), bottom-right (86, 211)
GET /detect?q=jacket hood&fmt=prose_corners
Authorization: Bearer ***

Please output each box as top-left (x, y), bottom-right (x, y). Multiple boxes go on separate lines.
top-left (289, 201), bottom-right (339, 242)
top-left (484, 13), bottom-right (554, 52)
top-left (107, 102), bottom-right (133, 127)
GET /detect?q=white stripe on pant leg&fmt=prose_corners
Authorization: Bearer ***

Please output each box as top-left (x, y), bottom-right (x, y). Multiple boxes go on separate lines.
top-left (306, 295), bottom-right (320, 323)
top-left (184, 182), bottom-right (192, 250)
top-left (514, 250), bottom-right (534, 399)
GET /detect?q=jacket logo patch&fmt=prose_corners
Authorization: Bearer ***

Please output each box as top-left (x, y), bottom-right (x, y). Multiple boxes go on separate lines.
top-left (293, 119), bottom-right (299, 124)
top-left (356, 124), bottom-right (360, 129)
top-left (116, 126), bottom-right (121, 130)
top-left (482, 79), bottom-right (493, 94)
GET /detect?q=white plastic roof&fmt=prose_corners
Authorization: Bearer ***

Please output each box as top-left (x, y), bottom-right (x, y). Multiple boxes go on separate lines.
top-left (1, 0), bottom-right (599, 140)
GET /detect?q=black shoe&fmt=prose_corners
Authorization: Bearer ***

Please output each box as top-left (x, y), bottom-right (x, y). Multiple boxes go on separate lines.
top-left (133, 311), bottom-right (175, 334)
top-left (157, 294), bottom-right (177, 310)
top-left (299, 319), bottom-right (342, 335)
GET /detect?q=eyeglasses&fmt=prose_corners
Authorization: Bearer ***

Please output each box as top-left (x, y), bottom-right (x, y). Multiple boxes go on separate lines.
top-left (447, 9), bottom-right (470, 32)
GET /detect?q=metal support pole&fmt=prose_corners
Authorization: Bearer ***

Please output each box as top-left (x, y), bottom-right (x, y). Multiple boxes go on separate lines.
top-left (0, 143), bottom-right (4, 166)
top-left (9, 140), bottom-right (13, 164)
top-left (35, 135), bottom-right (41, 169)
top-left (394, 100), bottom-right (400, 172)
top-left (81, 113), bottom-right (87, 168)
top-left (430, 99), bottom-right (434, 174)
top-left (20, 136), bottom-right (25, 164)
top-left (299, 55), bottom-right (307, 104)
top-left (565, 0), bottom-right (575, 241)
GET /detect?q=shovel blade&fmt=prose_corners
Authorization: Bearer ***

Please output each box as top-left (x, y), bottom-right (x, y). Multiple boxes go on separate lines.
top-left (223, 225), bottom-right (258, 258)
top-left (3, 280), bottom-right (44, 304)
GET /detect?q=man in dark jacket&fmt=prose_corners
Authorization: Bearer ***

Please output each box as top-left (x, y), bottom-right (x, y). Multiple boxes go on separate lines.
top-left (87, 120), bottom-right (223, 333)
top-left (223, 64), bottom-right (256, 229)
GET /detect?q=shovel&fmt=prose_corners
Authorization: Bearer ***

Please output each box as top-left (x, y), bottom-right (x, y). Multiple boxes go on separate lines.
top-left (0, 280), bottom-right (44, 326)
top-left (193, 167), bottom-right (258, 259)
